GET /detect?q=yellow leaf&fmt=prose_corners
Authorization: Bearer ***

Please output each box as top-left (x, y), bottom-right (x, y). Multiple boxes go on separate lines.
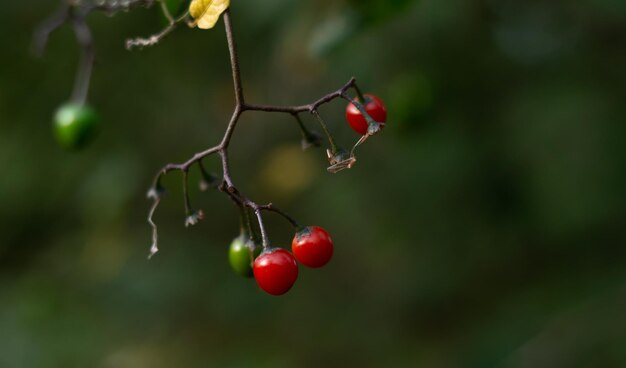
top-left (189, 0), bottom-right (230, 30)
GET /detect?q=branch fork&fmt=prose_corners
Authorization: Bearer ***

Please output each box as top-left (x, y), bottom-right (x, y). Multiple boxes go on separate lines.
top-left (35, 3), bottom-right (382, 258)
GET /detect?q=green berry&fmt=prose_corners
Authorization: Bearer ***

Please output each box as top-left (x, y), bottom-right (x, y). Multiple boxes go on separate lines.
top-left (53, 103), bottom-right (99, 150)
top-left (228, 235), bottom-right (261, 278)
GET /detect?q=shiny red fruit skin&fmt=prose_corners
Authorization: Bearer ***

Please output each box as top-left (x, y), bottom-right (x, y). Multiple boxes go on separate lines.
top-left (253, 248), bottom-right (299, 296)
top-left (292, 226), bottom-right (334, 268)
top-left (345, 94), bottom-right (387, 135)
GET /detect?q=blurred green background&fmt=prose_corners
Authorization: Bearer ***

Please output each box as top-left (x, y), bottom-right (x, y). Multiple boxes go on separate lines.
top-left (1, 0), bottom-right (626, 367)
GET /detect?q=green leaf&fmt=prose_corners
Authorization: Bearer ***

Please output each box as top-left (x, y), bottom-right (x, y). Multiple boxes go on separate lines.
top-left (189, 0), bottom-right (230, 29)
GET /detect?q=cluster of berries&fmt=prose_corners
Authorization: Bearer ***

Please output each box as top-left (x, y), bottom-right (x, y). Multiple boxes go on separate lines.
top-left (224, 95), bottom-right (387, 296)
top-left (229, 226), bottom-right (334, 296)
top-left (52, 92), bottom-right (387, 297)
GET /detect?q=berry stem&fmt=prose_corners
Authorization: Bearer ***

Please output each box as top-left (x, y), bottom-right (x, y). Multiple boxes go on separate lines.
top-left (353, 83), bottom-right (366, 103)
top-left (311, 109), bottom-right (338, 153)
top-left (292, 113), bottom-right (319, 147)
top-left (237, 205), bottom-right (247, 236)
top-left (70, 15), bottom-right (94, 106)
top-left (259, 204), bottom-right (301, 229)
top-left (244, 207), bottom-right (260, 243)
top-left (182, 169), bottom-right (192, 217)
top-left (237, 203), bottom-right (258, 243)
top-left (293, 113), bottom-right (308, 136)
top-left (252, 207), bottom-right (270, 250)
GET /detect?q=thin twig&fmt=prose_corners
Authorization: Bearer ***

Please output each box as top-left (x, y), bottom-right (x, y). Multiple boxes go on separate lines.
top-left (126, 10), bottom-right (190, 50)
top-left (243, 77), bottom-right (356, 114)
top-left (311, 109), bottom-right (338, 153)
top-left (259, 204), bottom-right (301, 229)
top-left (223, 10), bottom-right (244, 106)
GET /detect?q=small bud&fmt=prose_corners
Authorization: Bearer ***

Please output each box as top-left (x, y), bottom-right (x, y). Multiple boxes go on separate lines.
top-left (301, 131), bottom-right (322, 151)
top-left (147, 186), bottom-right (166, 200)
top-left (199, 173), bottom-right (219, 191)
top-left (185, 209), bottom-right (205, 227)
top-left (148, 241), bottom-right (159, 260)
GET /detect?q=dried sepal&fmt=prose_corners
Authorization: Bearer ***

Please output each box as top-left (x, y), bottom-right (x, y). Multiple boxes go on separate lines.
top-left (326, 148), bottom-right (356, 174)
top-left (367, 120), bottom-right (382, 135)
top-left (146, 182), bottom-right (166, 259)
top-left (147, 194), bottom-right (162, 260)
top-left (199, 173), bottom-right (220, 191)
top-left (348, 97), bottom-right (383, 136)
top-left (146, 185), bottom-right (166, 200)
top-left (185, 209), bottom-right (205, 227)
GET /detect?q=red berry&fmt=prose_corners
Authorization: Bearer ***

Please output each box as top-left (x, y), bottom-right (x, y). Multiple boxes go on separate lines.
top-left (345, 94), bottom-right (387, 135)
top-left (292, 226), bottom-right (334, 268)
top-left (253, 248), bottom-right (299, 296)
